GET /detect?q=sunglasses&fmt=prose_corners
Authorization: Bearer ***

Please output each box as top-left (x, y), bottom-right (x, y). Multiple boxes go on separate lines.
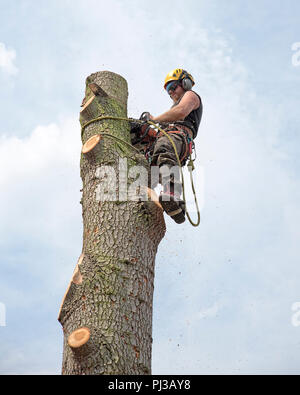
top-left (166, 81), bottom-right (179, 94)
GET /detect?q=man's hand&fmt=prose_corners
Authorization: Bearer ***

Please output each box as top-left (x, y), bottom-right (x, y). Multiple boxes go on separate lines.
top-left (139, 112), bottom-right (152, 122)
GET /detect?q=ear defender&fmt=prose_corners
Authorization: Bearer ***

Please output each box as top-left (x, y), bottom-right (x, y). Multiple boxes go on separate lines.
top-left (180, 70), bottom-right (194, 91)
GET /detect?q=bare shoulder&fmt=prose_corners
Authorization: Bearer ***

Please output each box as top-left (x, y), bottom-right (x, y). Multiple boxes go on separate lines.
top-left (182, 90), bottom-right (201, 110)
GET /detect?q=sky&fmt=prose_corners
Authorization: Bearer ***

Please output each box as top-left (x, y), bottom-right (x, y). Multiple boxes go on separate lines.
top-left (0, 0), bottom-right (300, 375)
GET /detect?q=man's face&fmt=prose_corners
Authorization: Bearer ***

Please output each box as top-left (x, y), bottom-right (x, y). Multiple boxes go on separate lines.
top-left (167, 81), bottom-right (185, 102)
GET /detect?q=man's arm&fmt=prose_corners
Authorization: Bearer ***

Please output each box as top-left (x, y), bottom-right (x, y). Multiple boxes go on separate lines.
top-left (151, 91), bottom-right (200, 123)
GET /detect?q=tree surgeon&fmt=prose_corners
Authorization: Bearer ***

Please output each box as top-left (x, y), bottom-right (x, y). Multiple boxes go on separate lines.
top-left (131, 68), bottom-right (203, 224)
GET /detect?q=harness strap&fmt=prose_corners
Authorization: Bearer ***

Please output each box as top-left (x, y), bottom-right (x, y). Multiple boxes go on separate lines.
top-left (81, 115), bottom-right (200, 227)
top-left (158, 125), bottom-right (193, 164)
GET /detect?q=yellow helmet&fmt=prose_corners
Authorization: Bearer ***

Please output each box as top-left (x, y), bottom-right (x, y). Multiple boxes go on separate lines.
top-left (164, 68), bottom-right (195, 91)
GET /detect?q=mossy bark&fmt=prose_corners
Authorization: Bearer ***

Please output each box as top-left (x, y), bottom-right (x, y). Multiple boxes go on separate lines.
top-left (58, 71), bottom-right (166, 375)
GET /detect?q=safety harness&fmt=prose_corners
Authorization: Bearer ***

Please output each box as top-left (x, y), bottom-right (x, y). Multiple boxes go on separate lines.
top-left (134, 121), bottom-right (194, 166)
top-left (81, 116), bottom-right (200, 227)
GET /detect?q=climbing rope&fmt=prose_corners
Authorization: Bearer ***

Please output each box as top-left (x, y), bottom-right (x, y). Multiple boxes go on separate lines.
top-left (81, 116), bottom-right (200, 227)
top-left (147, 121), bottom-right (200, 227)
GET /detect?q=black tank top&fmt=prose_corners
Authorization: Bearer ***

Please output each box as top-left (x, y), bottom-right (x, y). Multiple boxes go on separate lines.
top-left (174, 91), bottom-right (203, 138)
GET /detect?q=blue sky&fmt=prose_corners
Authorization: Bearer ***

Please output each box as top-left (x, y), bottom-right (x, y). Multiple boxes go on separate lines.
top-left (1, 0), bottom-right (300, 374)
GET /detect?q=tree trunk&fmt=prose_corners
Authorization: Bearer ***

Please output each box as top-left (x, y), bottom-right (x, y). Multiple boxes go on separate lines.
top-left (58, 71), bottom-right (166, 375)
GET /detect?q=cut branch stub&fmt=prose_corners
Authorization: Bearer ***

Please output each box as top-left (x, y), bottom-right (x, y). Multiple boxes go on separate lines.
top-left (57, 253), bottom-right (84, 323)
top-left (68, 327), bottom-right (90, 349)
top-left (82, 134), bottom-right (102, 154)
top-left (80, 95), bottom-right (96, 120)
top-left (72, 263), bottom-right (83, 285)
top-left (146, 187), bottom-right (162, 210)
top-left (88, 82), bottom-right (108, 97)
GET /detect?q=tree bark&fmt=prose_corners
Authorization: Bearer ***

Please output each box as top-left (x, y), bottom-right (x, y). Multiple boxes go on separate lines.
top-left (58, 71), bottom-right (166, 375)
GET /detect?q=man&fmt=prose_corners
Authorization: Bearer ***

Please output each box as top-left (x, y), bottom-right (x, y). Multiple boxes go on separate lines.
top-left (133, 68), bottom-right (203, 224)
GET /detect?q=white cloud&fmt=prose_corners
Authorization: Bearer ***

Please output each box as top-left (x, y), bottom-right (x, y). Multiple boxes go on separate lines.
top-left (0, 42), bottom-right (18, 75)
top-left (0, 116), bottom-right (83, 373)
top-left (0, 117), bottom-right (83, 297)
top-left (0, 118), bottom-right (80, 183)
